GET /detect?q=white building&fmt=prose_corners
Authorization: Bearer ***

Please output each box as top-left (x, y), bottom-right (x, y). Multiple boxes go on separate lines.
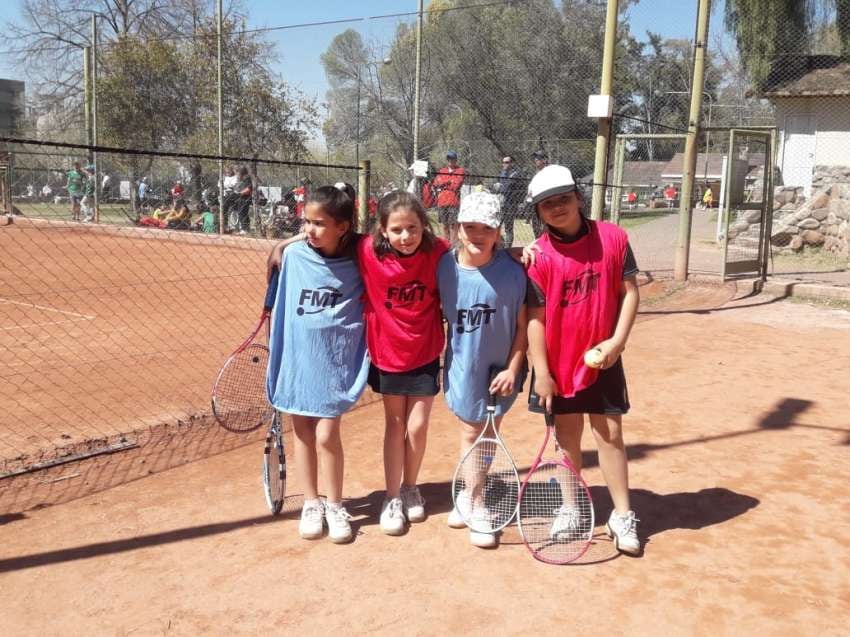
top-left (763, 55), bottom-right (850, 196)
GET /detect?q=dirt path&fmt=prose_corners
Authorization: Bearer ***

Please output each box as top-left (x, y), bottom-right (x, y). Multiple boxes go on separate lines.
top-left (1, 285), bottom-right (849, 636)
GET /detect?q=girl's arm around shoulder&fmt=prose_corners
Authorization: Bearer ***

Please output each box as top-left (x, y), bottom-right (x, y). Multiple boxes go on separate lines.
top-left (595, 274), bottom-right (640, 369)
top-left (266, 233), bottom-right (367, 280)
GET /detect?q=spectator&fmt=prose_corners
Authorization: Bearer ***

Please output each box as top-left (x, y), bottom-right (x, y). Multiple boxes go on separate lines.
top-left (430, 150), bottom-right (466, 240)
top-left (41, 183), bottom-right (53, 201)
top-left (164, 199), bottom-right (191, 229)
top-left (235, 166), bottom-right (253, 234)
top-left (194, 205), bottom-right (218, 233)
top-left (25, 184), bottom-right (35, 199)
top-left (101, 173), bottom-right (112, 201)
top-left (291, 177), bottom-right (311, 219)
top-left (627, 190), bottom-right (638, 210)
top-left (664, 184), bottom-right (678, 208)
top-left (171, 180), bottom-right (185, 205)
top-left (492, 155), bottom-right (526, 247)
top-left (524, 150), bottom-right (549, 238)
top-left (80, 165), bottom-right (96, 223)
top-left (138, 177), bottom-right (149, 209)
top-left (66, 161), bottom-right (84, 221)
top-left (702, 186), bottom-right (714, 209)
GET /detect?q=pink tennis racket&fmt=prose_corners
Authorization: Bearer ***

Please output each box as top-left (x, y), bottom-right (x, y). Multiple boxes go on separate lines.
top-left (517, 412), bottom-right (594, 564)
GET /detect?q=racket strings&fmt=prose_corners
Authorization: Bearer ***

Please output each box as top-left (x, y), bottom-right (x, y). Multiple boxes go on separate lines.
top-left (518, 462), bottom-right (594, 564)
top-left (454, 438), bottom-right (519, 532)
top-left (213, 343), bottom-right (273, 432)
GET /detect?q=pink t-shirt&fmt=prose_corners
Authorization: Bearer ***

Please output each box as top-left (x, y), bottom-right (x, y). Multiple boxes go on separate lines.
top-left (357, 235), bottom-right (450, 372)
top-left (527, 221), bottom-right (628, 397)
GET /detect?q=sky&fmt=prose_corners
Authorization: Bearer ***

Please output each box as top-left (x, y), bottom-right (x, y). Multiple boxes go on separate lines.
top-left (0, 0), bottom-right (717, 103)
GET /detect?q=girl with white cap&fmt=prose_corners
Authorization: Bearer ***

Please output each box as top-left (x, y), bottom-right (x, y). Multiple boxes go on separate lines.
top-left (438, 191), bottom-right (528, 549)
top-left (524, 164), bottom-right (642, 555)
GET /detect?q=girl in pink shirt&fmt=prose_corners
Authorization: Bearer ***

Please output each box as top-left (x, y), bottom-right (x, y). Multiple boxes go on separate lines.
top-left (525, 165), bottom-right (642, 556)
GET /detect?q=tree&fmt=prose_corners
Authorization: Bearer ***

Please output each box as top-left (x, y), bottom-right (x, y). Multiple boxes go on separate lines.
top-left (724, 0), bottom-right (850, 87)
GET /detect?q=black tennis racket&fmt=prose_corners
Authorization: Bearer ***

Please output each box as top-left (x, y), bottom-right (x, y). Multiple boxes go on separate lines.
top-left (211, 267), bottom-right (280, 433)
top-left (517, 412), bottom-right (594, 564)
top-left (262, 411), bottom-right (286, 514)
top-left (451, 366), bottom-right (520, 533)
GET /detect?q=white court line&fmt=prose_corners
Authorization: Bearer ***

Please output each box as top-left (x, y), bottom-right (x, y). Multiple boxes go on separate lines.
top-left (1, 317), bottom-right (94, 332)
top-left (0, 297), bottom-right (96, 320)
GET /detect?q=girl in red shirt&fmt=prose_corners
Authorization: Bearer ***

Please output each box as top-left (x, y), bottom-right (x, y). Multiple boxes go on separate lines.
top-left (359, 191), bottom-right (449, 535)
top-left (525, 165), bottom-right (642, 555)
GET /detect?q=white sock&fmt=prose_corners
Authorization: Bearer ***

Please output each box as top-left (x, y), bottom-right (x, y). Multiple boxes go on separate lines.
top-left (303, 498), bottom-right (321, 508)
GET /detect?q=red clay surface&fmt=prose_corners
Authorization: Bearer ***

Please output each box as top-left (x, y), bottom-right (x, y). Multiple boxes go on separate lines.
top-left (0, 218), bottom-right (277, 469)
top-left (2, 278), bottom-right (849, 635)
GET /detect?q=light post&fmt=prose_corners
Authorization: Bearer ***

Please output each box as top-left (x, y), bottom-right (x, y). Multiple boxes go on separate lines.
top-left (355, 57), bottom-right (391, 167)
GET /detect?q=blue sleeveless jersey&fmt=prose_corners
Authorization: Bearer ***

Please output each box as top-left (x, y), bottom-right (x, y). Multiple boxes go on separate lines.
top-left (438, 249), bottom-right (527, 423)
top-left (267, 241), bottom-right (369, 418)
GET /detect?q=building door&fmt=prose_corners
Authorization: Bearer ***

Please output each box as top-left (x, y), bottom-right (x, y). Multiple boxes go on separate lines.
top-left (782, 114), bottom-right (815, 196)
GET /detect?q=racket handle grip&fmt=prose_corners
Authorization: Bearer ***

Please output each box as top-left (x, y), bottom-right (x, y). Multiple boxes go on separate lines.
top-left (488, 365), bottom-right (503, 405)
top-left (544, 411), bottom-right (555, 427)
top-left (264, 266), bottom-right (280, 310)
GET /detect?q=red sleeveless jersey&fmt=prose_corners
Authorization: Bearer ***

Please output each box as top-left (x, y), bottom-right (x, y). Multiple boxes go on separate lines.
top-left (527, 220), bottom-right (628, 398)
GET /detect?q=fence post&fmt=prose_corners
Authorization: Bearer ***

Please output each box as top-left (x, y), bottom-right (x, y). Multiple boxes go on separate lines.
top-left (674, 0), bottom-right (712, 281)
top-left (358, 159), bottom-right (370, 233)
top-left (590, 0), bottom-right (619, 221)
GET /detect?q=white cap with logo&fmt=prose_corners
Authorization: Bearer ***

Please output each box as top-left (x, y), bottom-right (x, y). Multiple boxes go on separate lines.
top-left (527, 164), bottom-right (577, 206)
top-left (457, 191), bottom-right (502, 228)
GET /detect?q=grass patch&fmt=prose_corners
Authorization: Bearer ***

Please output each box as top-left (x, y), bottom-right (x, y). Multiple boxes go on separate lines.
top-left (787, 295), bottom-right (850, 312)
top-left (769, 246), bottom-right (850, 273)
top-left (13, 201), bottom-right (137, 225)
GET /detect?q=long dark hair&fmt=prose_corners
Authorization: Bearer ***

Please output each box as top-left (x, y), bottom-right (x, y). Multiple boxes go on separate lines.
top-left (308, 185), bottom-right (358, 259)
top-left (371, 190), bottom-right (437, 258)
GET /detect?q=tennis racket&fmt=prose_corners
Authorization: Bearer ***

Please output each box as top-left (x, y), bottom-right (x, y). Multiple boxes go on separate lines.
top-left (262, 411), bottom-right (286, 515)
top-left (211, 267), bottom-right (280, 433)
top-left (451, 366), bottom-right (521, 534)
top-left (517, 412), bottom-right (594, 564)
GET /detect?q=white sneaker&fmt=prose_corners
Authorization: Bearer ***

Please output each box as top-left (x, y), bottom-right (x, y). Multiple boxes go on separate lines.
top-left (325, 502), bottom-right (353, 544)
top-left (299, 499), bottom-right (325, 540)
top-left (550, 505), bottom-right (580, 540)
top-left (468, 506), bottom-right (496, 548)
top-left (448, 489), bottom-right (472, 529)
top-left (606, 510), bottom-right (641, 555)
top-left (400, 485), bottom-right (426, 522)
top-left (380, 497), bottom-right (406, 536)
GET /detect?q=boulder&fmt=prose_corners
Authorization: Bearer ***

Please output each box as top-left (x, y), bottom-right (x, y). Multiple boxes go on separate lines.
top-left (811, 207), bottom-right (829, 221)
top-left (810, 191), bottom-right (830, 209)
top-left (744, 209), bottom-right (763, 224)
top-left (831, 183), bottom-right (850, 200)
top-left (733, 220), bottom-right (750, 233)
top-left (827, 212), bottom-right (838, 225)
top-left (824, 236), bottom-right (839, 251)
top-left (800, 230), bottom-right (825, 246)
top-left (797, 217), bottom-right (821, 229)
top-left (789, 235), bottom-right (804, 251)
top-left (829, 199), bottom-right (850, 220)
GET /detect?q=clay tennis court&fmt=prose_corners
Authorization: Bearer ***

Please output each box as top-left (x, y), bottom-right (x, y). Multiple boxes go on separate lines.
top-left (2, 227), bottom-right (849, 634)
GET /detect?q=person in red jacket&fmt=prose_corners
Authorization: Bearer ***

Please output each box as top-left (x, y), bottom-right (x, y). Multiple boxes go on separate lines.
top-left (430, 150), bottom-right (466, 240)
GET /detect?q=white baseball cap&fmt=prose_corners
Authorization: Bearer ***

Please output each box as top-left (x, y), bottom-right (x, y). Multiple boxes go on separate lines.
top-left (528, 164), bottom-right (576, 206)
top-left (458, 191), bottom-right (501, 228)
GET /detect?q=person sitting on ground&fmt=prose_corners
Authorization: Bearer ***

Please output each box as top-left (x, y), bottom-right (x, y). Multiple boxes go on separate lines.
top-left (164, 199), bottom-right (192, 229)
top-left (194, 205), bottom-right (218, 233)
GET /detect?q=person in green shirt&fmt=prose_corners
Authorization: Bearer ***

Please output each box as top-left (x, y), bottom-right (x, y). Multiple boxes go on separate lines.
top-left (66, 161), bottom-right (84, 221)
top-left (81, 165), bottom-right (96, 223)
top-left (194, 205), bottom-right (218, 233)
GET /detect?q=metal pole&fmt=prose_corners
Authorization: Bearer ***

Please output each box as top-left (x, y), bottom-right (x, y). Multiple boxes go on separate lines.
top-left (91, 15), bottom-right (99, 224)
top-left (83, 47), bottom-right (92, 165)
top-left (590, 0), bottom-right (619, 220)
top-left (217, 0), bottom-right (225, 235)
top-left (412, 0), bottom-right (423, 164)
top-left (355, 67), bottom-right (361, 167)
top-left (674, 0), bottom-right (712, 281)
top-left (358, 160), bottom-right (370, 233)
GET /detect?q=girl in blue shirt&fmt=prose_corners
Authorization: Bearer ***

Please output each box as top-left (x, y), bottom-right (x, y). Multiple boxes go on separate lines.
top-left (266, 186), bottom-right (369, 544)
top-left (437, 191), bottom-right (528, 548)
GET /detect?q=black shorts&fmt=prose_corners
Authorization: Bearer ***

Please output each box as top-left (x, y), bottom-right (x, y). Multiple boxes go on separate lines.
top-left (367, 358), bottom-right (440, 397)
top-left (528, 358), bottom-right (630, 415)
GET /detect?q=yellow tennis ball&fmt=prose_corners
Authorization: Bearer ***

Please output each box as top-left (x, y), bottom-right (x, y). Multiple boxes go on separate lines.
top-left (584, 348), bottom-right (604, 369)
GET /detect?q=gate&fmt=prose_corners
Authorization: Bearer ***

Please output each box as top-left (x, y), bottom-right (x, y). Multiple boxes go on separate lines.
top-left (719, 129), bottom-right (774, 280)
